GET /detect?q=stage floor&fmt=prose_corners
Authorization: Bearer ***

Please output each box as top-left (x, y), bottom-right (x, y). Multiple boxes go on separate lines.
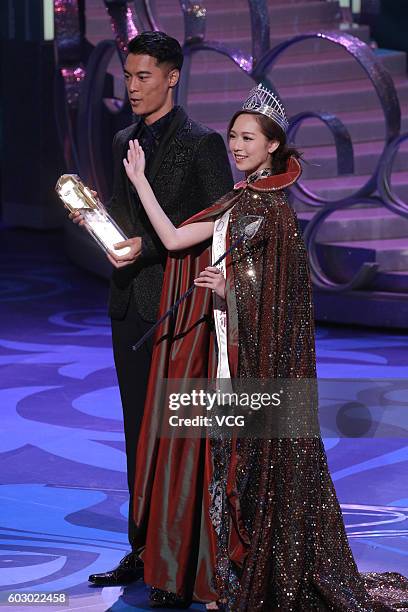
top-left (0, 228), bottom-right (407, 611)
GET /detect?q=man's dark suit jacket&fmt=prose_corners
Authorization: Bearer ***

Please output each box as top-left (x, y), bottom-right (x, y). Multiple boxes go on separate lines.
top-left (107, 106), bottom-right (234, 322)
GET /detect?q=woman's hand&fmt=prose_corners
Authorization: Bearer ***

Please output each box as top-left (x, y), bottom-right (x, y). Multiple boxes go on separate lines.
top-left (194, 266), bottom-right (226, 299)
top-left (123, 139), bottom-right (146, 185)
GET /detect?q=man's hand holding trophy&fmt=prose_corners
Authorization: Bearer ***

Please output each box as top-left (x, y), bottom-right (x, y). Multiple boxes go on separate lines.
top-left (56, 175), bottom-right (142, 268)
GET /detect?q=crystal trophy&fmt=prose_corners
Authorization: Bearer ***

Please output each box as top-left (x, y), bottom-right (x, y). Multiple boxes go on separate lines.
top-left (55, 174), bottom-right (131, 256)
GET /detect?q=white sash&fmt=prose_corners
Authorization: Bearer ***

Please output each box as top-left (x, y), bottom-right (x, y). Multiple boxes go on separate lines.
top-left (212, 208), bottom-right (232, 380)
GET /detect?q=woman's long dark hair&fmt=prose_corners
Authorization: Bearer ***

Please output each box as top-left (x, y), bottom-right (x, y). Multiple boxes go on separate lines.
top-left (227, 110), bottom-right (301, 175)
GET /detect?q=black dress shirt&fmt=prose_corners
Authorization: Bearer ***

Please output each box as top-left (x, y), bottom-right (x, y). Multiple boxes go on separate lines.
top-left (137, 106), bottom-right (179, 172)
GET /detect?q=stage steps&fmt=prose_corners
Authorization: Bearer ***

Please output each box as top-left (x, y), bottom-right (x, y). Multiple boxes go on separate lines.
top-left (82, 0), bottom-right (408, 327)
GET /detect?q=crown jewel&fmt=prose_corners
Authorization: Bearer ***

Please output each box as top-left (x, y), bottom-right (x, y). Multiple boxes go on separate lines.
top-left (242, 83), bottom-right (289, 133)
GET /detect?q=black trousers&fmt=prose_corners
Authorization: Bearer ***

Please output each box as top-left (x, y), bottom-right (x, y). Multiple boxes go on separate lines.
top-left (111, 294), bottom-right (154, 551)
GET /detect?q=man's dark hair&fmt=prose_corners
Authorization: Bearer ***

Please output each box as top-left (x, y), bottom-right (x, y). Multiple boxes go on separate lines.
top-left (127, 31), bottom-right (183, 71)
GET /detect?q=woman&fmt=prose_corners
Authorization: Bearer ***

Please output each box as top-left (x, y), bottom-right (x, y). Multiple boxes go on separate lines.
top-left (123, 84), bottom-right (408, 610)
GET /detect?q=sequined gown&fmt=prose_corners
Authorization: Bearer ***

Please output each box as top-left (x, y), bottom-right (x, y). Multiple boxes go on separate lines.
top-left (209, 171), bottom-right (408, 611)
top-left (132, 159), bottom-right (408, 611)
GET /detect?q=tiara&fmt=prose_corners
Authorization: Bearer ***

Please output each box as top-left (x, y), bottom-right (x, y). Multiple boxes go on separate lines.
top-left (242, 83), bottom-right (289, 133)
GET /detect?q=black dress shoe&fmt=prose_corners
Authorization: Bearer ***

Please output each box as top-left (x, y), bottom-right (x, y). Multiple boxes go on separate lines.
top-left (88, 552), bottom-right (144, 586)
top-left (149, 587), bottom-right (191, 609)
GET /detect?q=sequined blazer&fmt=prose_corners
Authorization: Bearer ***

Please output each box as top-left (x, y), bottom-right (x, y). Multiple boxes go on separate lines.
top-left (106, 107), bottom-right (234, 322)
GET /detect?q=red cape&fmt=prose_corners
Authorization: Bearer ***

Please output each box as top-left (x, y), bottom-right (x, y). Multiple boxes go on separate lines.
top-left (132, 157), bottom-right (408, 610)
top-left (132, 159), bottom-right (302, 600)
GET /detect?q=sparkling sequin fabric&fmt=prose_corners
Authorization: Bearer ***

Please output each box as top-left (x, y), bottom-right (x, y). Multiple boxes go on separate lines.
top-left (131, 160), bottom-right (408, 609)
top-left (209, 177), bottom-right (408, 611)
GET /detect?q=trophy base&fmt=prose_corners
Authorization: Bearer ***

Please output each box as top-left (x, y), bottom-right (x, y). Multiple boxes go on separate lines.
top-left (83, 210), bottom-right (131, 257)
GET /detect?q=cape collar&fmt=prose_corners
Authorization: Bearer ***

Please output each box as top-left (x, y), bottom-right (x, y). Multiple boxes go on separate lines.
top-left (233, 156), bottom-right (301, 192)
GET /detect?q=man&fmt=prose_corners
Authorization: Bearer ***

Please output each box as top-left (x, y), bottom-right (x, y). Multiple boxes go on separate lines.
top-left (71, 31), bottom-right (233, 586)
